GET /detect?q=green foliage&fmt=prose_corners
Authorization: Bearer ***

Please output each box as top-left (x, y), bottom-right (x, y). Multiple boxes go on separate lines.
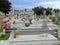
top-left (25, 8), bottom-right (27, 11)
top-left (53, 29), bottom-right (58, 32)
top-left (0, 34), bottom-right (10, 40)
top-left (32, 6), bottom-right (44, 15)
top-left (54, 9), bottom-right (60, 13)
top-left (0, 0), bottom-right (11, 14)
top-left (32, 6), bottom-right (53, 16)
top-left (32, 6), bottom-right (60, 17)
top-left (52, 17), bottom-right (59, 25)
top-left (53, 29), bottom-right (58, 38)
top-left (52, 18), bottom-right (55, 22)
top-left (45, 7), bottom-right (52, 16)
top-left (53, 21), bottom-right (59, 25)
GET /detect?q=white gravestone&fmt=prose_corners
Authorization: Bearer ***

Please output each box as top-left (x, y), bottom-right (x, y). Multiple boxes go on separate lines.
top-left (58, 26), bottom-right (60, 39)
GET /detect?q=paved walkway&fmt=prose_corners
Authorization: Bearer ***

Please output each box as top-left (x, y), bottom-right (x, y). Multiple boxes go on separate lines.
top-left (9, 33), bottom-right (59, 45)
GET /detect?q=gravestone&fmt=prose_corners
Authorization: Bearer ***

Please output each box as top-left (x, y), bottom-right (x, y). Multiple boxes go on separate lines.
top-left (58, 26), bottom-right (60, 40)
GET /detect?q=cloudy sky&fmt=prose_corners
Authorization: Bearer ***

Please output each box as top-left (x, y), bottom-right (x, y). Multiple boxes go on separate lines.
top-left (9, 0), bottom-right (60, 10)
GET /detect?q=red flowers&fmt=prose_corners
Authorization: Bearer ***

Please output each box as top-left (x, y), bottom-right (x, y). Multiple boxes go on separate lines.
top-left (3, 23), bottom-right (8, 29)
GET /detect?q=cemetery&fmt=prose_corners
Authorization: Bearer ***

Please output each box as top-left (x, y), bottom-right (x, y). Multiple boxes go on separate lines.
top-left (0, 10), bottom-right (60, 45)
top-left (0, 0), bottom-right (60, 45)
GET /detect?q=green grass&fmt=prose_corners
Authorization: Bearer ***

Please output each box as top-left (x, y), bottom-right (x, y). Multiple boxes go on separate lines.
top-left (0, 28), bottom-right (3, 32)
top-left (0, 34), bottom-right (10, 40)
top-left (0, 28), bottom-right (10, 40)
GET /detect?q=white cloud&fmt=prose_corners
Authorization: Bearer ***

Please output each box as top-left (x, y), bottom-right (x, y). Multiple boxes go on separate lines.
top-left (12, 1), bottom-right (60, 9)
top-left (34, 1), bottom-right (60, 9)
top-left (40, 1), bottom-right (58, 5)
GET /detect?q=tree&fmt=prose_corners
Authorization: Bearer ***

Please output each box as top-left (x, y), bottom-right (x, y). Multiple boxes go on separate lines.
top-left (45, 7), bottom-right (52, 16)
top-left (54, 9), bottom-right (60, 13)
top-left (32, 6), bottom-right (52, 16)
top-left (0, 0), bottom-right (11, 14)
top-left (32, 6), bottom-right (45, 15)
top-left (32, 7), bottom-right (40, 15)
top-left (25, 8), bottom-right (27, 11)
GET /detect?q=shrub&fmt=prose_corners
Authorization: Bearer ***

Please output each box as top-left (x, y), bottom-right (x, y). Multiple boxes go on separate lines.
top-left (53, 29), bottom-right (58, 32)
top-left (52, 18), bottom-right (55, 22)
top-left (53, 20), bottom-right (59, 25)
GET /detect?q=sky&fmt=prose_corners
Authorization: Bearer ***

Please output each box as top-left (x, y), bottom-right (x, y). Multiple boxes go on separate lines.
top-left (9, 0), bottom-right (60, 10)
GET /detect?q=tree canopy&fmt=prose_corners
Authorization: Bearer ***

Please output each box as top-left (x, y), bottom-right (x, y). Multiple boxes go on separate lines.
top-left (54, 9), bottom-right (60, 13)
top-left (45, 8), bottom-right (52, 16)
top-left (32, 6), bottom-right (45, 15)
top-left (32, 6), bottom-right (60, 16)
top-left (0, 0), bottom-right (11, 14)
